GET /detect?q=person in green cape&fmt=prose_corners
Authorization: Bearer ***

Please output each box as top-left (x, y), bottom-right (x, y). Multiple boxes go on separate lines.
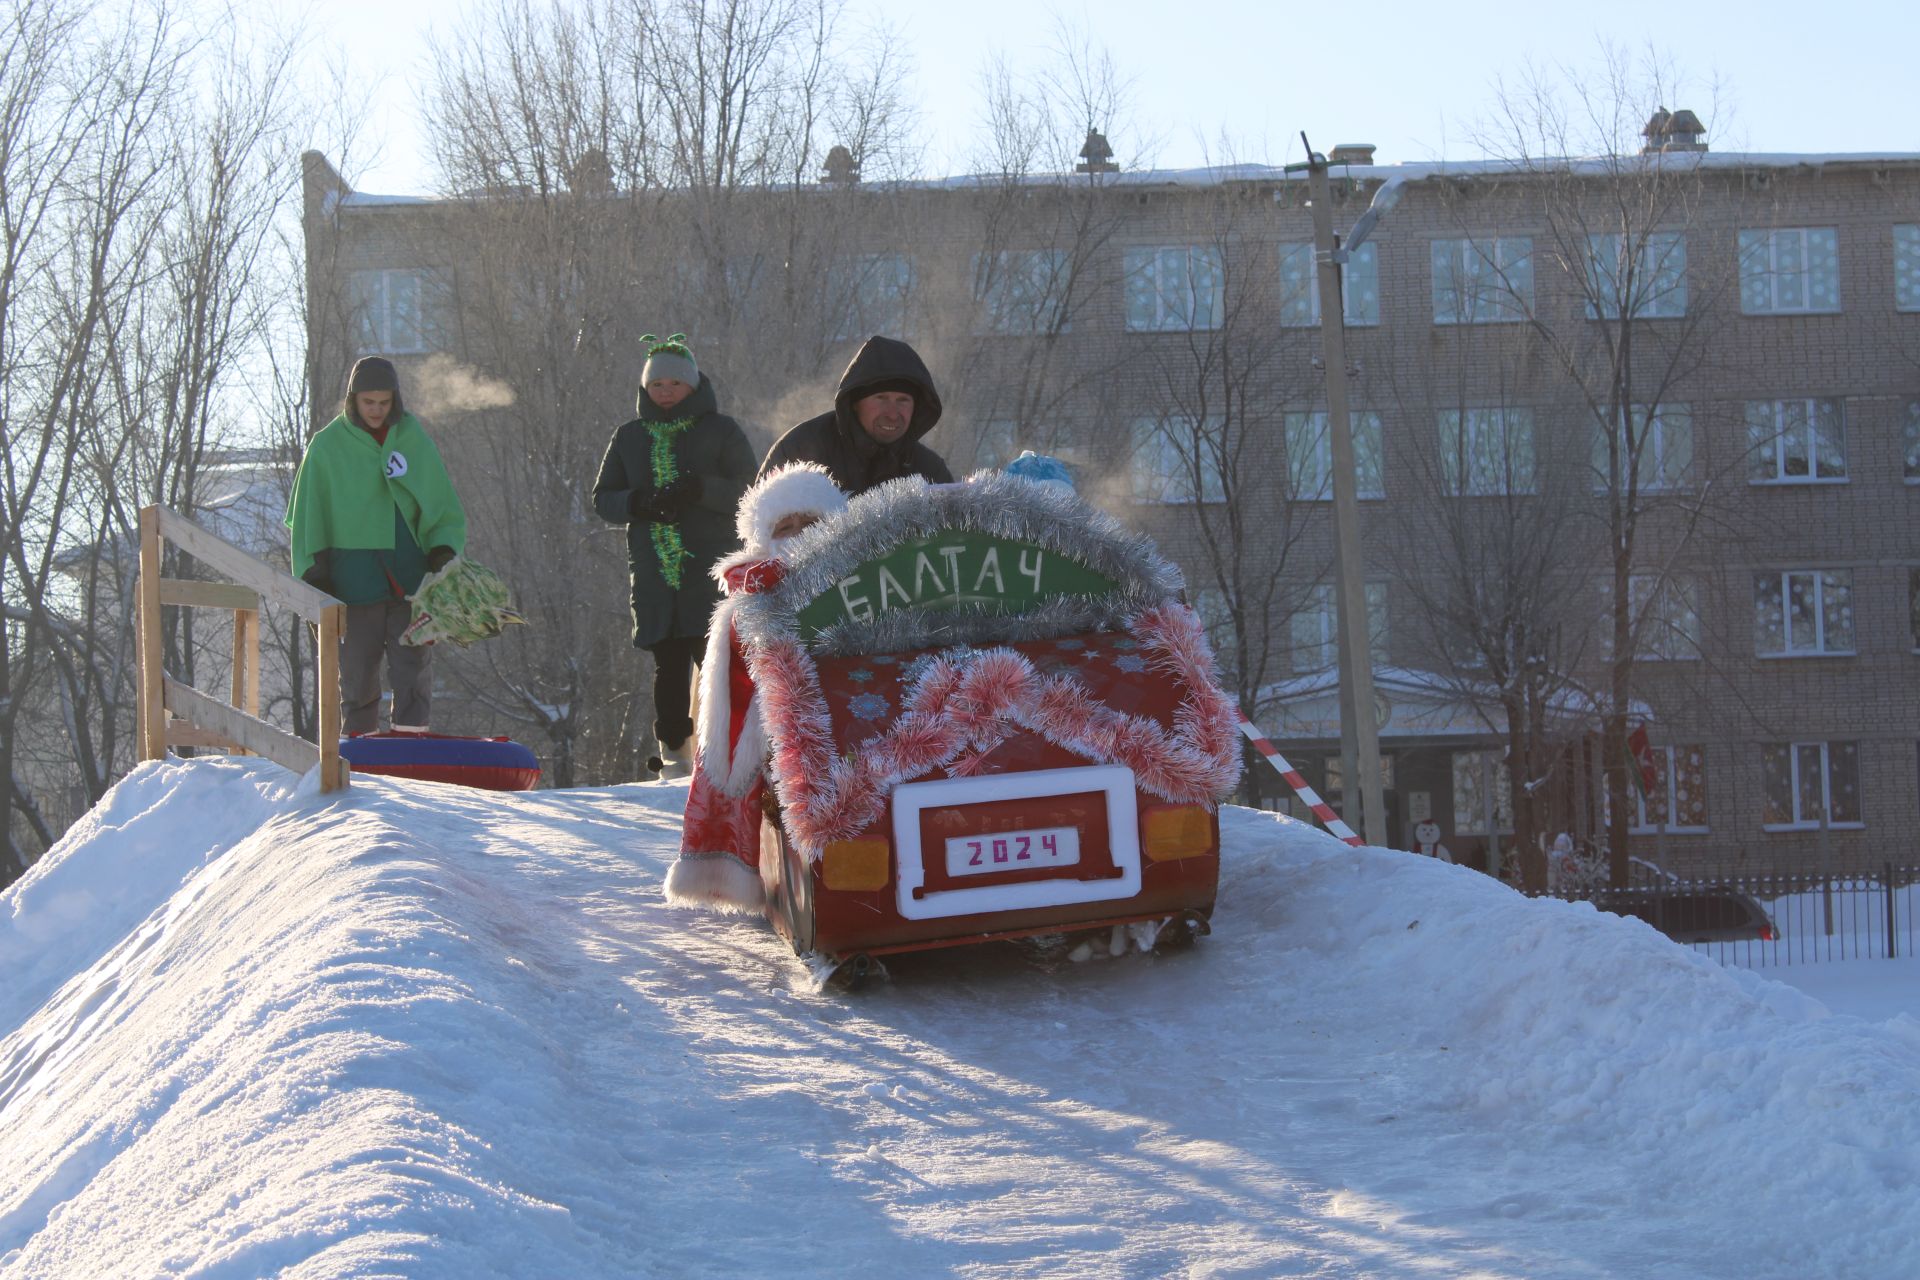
top-left (285, 356), bottom-right (468, 735)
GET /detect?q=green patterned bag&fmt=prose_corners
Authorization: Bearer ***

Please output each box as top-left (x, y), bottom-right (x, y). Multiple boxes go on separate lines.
top-left (402, 557), bottom-right (524, 647)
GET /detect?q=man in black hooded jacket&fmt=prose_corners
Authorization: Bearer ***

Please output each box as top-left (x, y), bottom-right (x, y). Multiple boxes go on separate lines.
top-left (758, 335), bottom-right (953, 494)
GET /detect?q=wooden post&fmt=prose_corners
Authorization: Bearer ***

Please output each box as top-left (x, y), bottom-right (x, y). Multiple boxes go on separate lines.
top-left (316, 602), bottom-right (344, 792)
top-left (138, 506), bottom-right (166, 762)
top-left (243, 609), bottom-right (260, 718)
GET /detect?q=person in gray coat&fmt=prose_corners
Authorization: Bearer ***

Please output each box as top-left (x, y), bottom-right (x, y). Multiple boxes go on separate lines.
top-left (592, 335), bottom-right (756, 777)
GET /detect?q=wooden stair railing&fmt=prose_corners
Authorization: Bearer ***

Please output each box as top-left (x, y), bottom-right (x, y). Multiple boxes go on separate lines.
top-left (136, 505), bottom-right (349, 791)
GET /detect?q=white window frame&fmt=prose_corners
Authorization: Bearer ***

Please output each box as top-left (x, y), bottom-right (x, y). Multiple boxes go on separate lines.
top-left (1753, 569), bottom-right (1855, 657)
top-left (1452, 749), bottom-right (1514, 835)
top-left (348, 268), bottom-right (448, 356)
top-left (1896, 225), bottom-right (1920, 313)
top-left (1439, 407), bottom-right (1536, 495)
top-left (1628, 574), bottom-right (1702, 662)
top-left (1123, 245), bottom-right (1224, 332)
top-left (1746, 398), bottom-right (1848, 484)
top-left (1431, 236), bottom-right (1533, 324)
top-left (1593, 403), bottom-right (1693, 492)
top-left (1279, 241), bottom-right (1379, 327)
top-left (1285, 411), bottom-right (1385, 500)
top-left (1738, 227), bottom-right (1840, 315)
top-left (1903, 399), bottom-right (1920, 484)
top-left (1291, 581), bottom-right (1389, 673)
top-left (829, 253), bottom-right (915, 342)
top-left (1585, 231), bottom-right (1687, 320)
top-left (1628, 744), bottom-right (1710, 834)
top-left (973, 418), bottom-right (1019, 470)
top-left (972, 248), bottom-right (1070, 335)
top-left (1761, 741), bottom-right (1863, 831)
top-left (1129, 415), bottom-right (1225, 504)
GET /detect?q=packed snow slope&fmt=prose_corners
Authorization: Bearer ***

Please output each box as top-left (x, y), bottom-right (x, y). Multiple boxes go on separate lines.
top-left (3, 759), bottom-right (1918, 1279)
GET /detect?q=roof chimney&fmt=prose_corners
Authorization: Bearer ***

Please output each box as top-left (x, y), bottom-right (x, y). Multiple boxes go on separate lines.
top-left (1641, 106), bottom-right (1707, 155)
top-left (820, 144), bottom-right (860, 186)
top-left (1076, 128), bottom-right (1118, 175)
top-left (1329, 143), bottom-right (1377, 166)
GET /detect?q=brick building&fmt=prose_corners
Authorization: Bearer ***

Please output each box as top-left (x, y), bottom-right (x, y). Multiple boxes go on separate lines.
top-left (301, 121), bottom-right (1920, 877)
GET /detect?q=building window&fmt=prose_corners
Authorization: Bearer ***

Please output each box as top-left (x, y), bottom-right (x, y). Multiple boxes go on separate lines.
top-left (973, 418), bottom-right (1019, 470)
top-left (1746, 398), bottom-right (1847, 483)
top-left (1738, 227), bottom-right (1840, 314)
top-left (1910, 568), bottom-right (1920, 652)
top-left (1593, 403), bottom-right (1692, 491)
top-left (1761, 741), bottom-right (1862, 829)
top-left (1431, 236), bottom-right (1532, 324)
top-left (1452, 750), bottom-right (1514, 834)
top-left (1586, 231), bottom-right (1687, 319)
top-left (1290, 581), bottom-right (1389, 673)
top-left (973, 249), bottom-right (1069, 334)
top-left (1754, 569), bottom-right (1854, 657)
top-left (1129, 416), bottom-right (1225, 503)
top-left (1631, 744), bottom-right (1709, 833)
top-left (828, 253), bottom-right (914, 341)
top-left (347, 269), bottom-right (448, 355)
top-left (1894, 225), bottom-right (1920, 312)
top-left (1285, 411), bottom-right (1385, 499)
top-left (1904, 400), bottom-right (1920, 482)
top-left (1194, 587), bottom-right (1239, 682)
top-left (1439, 408), bottom-right (1535, 495)
top-left (1124, 246), bottom-right (1224, 332)
top-left (1629, 575), bottom-right (1702, 661)
top-left (1279, 241), bottom-right (1379, 327)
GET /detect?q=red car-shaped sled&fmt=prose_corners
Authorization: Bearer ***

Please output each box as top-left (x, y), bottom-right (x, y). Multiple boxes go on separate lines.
top-left (688, 471), bottom-right (1243, 980)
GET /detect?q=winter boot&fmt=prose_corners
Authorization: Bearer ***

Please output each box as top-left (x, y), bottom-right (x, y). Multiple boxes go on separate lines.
top-left (655, 737), bottom-right (694, 780)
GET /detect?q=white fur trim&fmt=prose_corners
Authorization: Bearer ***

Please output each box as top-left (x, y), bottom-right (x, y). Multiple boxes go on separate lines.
top-left (694, 599), bottom-right (768, 795)
top-left (735, 464), bottom-right (846, 551)
top-left (663, 853), bottom-right (764, 913)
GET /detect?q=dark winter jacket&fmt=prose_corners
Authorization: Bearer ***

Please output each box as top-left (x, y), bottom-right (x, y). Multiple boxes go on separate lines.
top-left (592, 374), bottom-right (756, 648)
top-left (758, 336), bottom-right (953, 494)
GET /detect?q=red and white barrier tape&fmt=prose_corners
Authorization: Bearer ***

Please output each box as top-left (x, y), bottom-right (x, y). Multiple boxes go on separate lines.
top-left (1238, 713), bottom-right (1365, 847)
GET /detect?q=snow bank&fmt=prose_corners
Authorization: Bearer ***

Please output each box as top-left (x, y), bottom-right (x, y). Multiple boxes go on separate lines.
top-left (1, 763), bottom-right (1915, 1279)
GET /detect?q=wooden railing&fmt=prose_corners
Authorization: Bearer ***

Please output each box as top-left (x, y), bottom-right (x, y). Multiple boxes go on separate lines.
top-left (136, 505), bottom-right (349, 791)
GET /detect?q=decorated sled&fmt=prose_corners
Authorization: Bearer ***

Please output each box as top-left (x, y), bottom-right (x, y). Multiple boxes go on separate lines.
top-left (340, 731), bottom-right (541, 792)
top-left (717, 471), bottom-right (1241, 977)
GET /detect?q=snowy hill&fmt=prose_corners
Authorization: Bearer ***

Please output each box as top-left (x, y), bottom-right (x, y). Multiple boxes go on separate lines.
top-left (3, 759), bottom-right (1918, 1279)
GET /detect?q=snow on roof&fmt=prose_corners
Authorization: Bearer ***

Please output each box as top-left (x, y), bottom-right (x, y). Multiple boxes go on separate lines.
top-left (331, 150), bottom-right (1920, 208)
top-left (3, 756), bottom-right (1918, 1275)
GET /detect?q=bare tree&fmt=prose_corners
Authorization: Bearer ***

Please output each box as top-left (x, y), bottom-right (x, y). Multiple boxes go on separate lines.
top-left (1471, 48), bottom-right (1737, 885)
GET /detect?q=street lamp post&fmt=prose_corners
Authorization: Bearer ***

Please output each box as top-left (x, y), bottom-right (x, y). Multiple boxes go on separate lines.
top-left (1290, 139), bottom-right (1400, 847)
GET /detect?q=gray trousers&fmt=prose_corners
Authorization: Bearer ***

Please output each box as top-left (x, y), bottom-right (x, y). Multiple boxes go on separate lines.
top-left (341, 600), bottom-right (431, 734)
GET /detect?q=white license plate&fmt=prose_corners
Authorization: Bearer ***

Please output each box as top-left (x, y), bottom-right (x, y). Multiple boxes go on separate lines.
top-left (945, 827), bottom-right (1080, 878)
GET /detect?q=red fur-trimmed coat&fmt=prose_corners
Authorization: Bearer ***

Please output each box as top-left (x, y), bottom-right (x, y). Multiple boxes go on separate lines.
top-left (677, 556), bottom-right (785, 870)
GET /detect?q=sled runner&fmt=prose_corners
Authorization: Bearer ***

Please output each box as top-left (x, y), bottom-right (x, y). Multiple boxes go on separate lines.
top-left (725, 472), bottom-right (1241, 973)
top-left (340, 731), bottom-right (541, 791)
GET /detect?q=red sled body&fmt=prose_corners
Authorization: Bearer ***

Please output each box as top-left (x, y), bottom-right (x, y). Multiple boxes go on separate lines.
top-left (726, 473), bottom-right (1240, 968)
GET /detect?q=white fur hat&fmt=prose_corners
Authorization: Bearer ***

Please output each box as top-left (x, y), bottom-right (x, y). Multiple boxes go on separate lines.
top-left (735, 463), bottom-right (847, 553)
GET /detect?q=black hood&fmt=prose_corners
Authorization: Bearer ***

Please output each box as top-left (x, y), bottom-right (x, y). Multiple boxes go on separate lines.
top-left (637, 371), bottom-right (718, 421)
top-left (832, 336), bottom-right (941, 449)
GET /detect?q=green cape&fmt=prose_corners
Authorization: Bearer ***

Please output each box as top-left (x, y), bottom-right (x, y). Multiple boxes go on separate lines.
top-left (285, 412), bottom-right (467, 591)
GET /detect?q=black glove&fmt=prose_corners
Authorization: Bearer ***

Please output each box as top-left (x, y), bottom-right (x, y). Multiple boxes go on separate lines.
top-left (654, 475), bottom-right (702, 515)
top-left (426, 546), bottom-right (457, 573)
top-left (627, 488), bottom-right (667, 523)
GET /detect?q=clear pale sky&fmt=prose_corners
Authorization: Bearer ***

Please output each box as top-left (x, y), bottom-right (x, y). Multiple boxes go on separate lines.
top-left (309, 0), bottom-right (1917, 196)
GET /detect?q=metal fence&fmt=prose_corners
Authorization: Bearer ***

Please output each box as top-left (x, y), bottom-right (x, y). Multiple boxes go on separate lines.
top-left (1529, 865), bottom-right (1917, 970)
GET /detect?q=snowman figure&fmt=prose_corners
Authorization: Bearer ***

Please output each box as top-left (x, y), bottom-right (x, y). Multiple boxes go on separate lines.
top-left (1412, 820), bottom-right (1453, 863)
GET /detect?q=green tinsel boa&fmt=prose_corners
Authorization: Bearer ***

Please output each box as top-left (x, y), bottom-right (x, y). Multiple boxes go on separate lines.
top-left (647, 415), bottom-right (696, 587)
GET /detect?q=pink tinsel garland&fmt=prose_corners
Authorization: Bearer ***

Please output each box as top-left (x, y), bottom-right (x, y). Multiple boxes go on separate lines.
top-left (747, 604), bottom-right (1241, 857)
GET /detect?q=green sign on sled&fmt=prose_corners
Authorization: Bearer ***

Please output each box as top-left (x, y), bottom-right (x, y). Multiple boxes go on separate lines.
top-left (796, 531), bottom-right (1120, 638)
